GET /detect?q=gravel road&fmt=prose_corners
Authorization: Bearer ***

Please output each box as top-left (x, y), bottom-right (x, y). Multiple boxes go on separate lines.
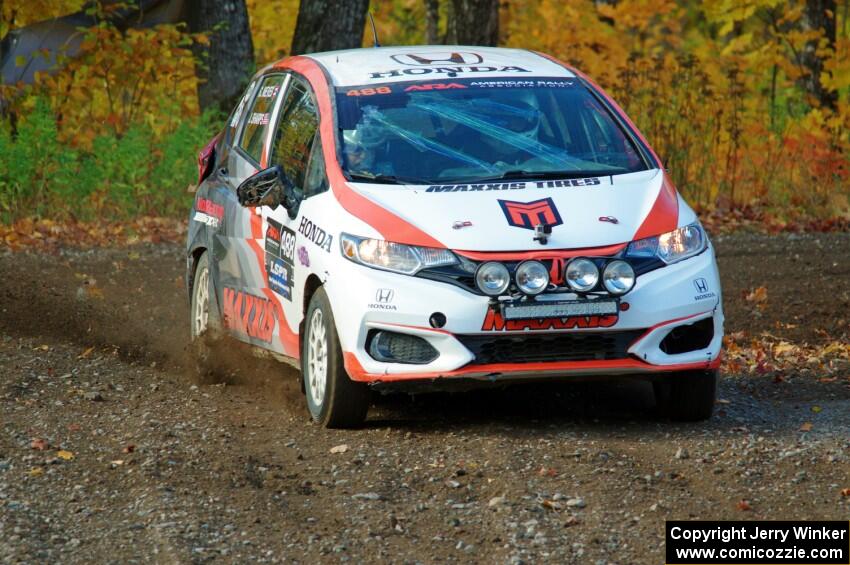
top-left (1, 233), bottom-right (848, 564)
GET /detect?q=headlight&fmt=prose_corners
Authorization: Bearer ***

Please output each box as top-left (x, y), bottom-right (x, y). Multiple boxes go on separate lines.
top-left (626, 222), bottom-right (707, 264)
top-left (565, 258), bottom-right (599, 292)
top-left (515, 260), bottom-right (549, 295)
top-left (475, 261), bottom-right (510, 296)
top-left (340, 233), bottom-right (457, 275)
top-left (602, 260), bottom-right (635, 295)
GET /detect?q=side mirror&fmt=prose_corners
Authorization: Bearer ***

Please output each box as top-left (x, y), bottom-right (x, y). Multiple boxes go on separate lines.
top-left (236, 166), bottom-right (295, 209)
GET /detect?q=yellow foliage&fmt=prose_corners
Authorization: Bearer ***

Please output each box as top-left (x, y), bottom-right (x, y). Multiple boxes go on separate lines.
top-left (30, 23), bottom-right (200, 147)
top-left (1, 0), bottom-right (85, 36)
top-left (505, 0), bottom-right (850, 215)
top-left (246, 0), bottom-right (299, 65)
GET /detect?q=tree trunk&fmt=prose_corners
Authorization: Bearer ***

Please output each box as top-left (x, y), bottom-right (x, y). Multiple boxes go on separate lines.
top-left (184, 0), bottom-right (255, 113)
top-left (445, 0), bottom-right (499, 46)
top-left (798, 0), bottom-right (837, 110)
top-left (290, 0), bottom-right (370, 55)
top-left (425, 0), bottom-right (440, 44)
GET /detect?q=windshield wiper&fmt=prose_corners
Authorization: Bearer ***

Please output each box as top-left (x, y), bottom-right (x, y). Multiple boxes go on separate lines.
top-left (347, 172), bottom-right (429, 185)
top-left (469, 170), bottom-right (618, 183)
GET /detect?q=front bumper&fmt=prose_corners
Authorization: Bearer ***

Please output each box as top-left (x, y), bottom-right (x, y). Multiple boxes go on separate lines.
top-left (326, 246), bottom-right (723, 384)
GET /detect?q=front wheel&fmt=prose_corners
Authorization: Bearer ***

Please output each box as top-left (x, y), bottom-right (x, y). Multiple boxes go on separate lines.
top-left (302, 287), bottom-right (370, 428)
top-left (653, 369), bottom-right (718, 421)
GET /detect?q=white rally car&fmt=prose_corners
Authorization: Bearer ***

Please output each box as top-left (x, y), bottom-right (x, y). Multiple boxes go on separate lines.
top-left (186, 46), bottom-right (723, 427)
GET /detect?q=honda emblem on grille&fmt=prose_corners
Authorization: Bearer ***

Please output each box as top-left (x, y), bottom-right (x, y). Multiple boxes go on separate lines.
top-left (693, 278), bottom-right (708, 293)
top-left (375, 288), bottom-right (394, 303)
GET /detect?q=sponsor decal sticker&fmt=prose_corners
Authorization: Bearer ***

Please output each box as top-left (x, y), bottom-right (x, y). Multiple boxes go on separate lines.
top-left (404, 82), bottom-right (467, 92)
top-left (298, 217), bottom-right (333, 252)
top-left (481, 308), bottom-right (618, 331)
top-left (267, 257), bottom-right (293, 300)
top-left (390, 52), bottom-right (484, 66)
top-left (498, 198), bottom-right (563, 231)
top-left (693, 278), bottom-right (717, 301)
top-left (258, 85), bottom-right (280, 98)
top-left (265, 218), bottom-right (296, 300)
top-left (297, 245), bottom-right (310, 267)
top-left (248, 112), bottom-right (270, 125)
top-left (193, 211), bottom-right (219, 228)
top-left (425, 178), bottom-right (600, 193)
top-left (369, 62), bottom-right (531, 80)
top-left (222, 287), bottom-right (275, 343)
top-left (193, 198), bottom-right (223, 228)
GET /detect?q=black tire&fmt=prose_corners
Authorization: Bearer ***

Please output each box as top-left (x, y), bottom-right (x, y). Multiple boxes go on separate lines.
top-left (302, 287), bottom-right (370, 428)
top-left (189, 251), bottom-right (224, 384)
top-left (654, 369), bottom-right (718, 421)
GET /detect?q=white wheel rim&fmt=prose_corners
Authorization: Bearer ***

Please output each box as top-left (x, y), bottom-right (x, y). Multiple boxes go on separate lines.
top-left (307, 308), bottom-right (328, 407)
top-left (193, 266), bottom-right (209, 338)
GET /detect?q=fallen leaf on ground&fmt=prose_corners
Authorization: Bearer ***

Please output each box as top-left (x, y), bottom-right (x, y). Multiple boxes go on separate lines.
top-left (841, 488), bottom-right (850, 497)
top-left (537, 466), bottom-right (558, 477)
top-left (56, 450), bottom-right (74, 460)
top-left (737, 500), bottom-right (752, 511)
top-left (329, 444), bottom-right (349, 454)
top-left (122, 444), bottom-right (135, 454)
top-left (78, 346), bottom-right (95, 359)
top-left (811, 406), bottom-right (822, 413)
top-left (744, 286), bottom-right (768, 305)
top-left (799, 422), bottom-right (813, 432)
top-left (28, 467), bottom-right (44, 477)
top-left (31, 438), bottom-right (48, 450)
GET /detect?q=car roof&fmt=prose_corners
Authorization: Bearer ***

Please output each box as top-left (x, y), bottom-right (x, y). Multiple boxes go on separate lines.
top-left (303, 46), bottom-right (575, 87)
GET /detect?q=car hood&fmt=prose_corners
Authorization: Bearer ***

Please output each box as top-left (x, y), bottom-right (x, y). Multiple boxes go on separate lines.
top-left (348, 169), bottom-right (675, 252)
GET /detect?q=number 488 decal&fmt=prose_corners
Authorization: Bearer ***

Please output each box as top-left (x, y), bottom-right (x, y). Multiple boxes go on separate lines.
top-left (346, 87), bottom-right (392, 96)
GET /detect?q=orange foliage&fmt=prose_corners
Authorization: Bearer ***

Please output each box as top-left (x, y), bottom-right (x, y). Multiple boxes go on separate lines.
top-left (504, 0), bottom-right (850, 220)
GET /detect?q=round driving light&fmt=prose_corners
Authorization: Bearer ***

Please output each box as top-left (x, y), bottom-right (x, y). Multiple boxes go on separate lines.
top-left (475, 262), bottom-right (510, 296)
top-left (565, 258), bottom-right (599, 292)
top-left (515, 260), bottom-right (549, 295)
top-left (602, 260), bottom-right (635, 295)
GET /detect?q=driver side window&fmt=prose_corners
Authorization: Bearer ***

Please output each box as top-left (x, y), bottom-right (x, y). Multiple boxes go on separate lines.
top-left (270, 78), bottom-right (326, 199)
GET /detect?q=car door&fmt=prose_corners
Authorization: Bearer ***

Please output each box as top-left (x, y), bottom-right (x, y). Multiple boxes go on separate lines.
top-left (261, 75), bottom-right (329, 356)
top-left (215, 73), bottom-right (290, 349)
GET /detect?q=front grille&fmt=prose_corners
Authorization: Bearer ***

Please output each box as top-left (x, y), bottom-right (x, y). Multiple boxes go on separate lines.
top-left (457, 330), bottom-right (646, 365)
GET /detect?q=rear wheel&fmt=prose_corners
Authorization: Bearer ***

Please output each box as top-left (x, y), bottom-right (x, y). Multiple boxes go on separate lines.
top-left (189, 251), bottom-right (223, 384)
top-left (302, 287), bottom-right (370, 428)
top-left (654, 369), bottom-right (718, 421)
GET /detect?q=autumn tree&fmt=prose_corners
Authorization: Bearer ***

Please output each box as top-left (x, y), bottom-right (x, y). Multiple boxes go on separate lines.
top-left (798, 0), bottom-right (838, 110)
top-left (184, 0), bottom-right (255, 112)
top-left (445, 0), bottom-right (499, 46)
top-left (290, 0), bottom-right (370, 55)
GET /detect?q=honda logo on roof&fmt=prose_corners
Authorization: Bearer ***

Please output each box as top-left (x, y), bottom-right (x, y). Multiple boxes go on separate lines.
top-left (390, 52), bottom-right (483, 66)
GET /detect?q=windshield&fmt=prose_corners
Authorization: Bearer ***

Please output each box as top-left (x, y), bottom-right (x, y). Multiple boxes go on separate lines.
top-left (335, 77), bottom-right (648, 184)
